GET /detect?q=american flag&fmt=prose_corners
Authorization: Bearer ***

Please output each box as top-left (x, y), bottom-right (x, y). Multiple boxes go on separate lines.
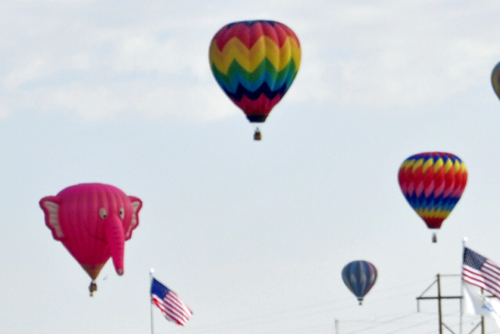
top-left (463, 247), bottom-right (500, 299)
top-left (151, 277), bottom-right (193, 326)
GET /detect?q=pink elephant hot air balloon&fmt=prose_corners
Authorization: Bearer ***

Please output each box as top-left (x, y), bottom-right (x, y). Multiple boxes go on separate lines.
top-left (39, 183), bottom-right (142, 296)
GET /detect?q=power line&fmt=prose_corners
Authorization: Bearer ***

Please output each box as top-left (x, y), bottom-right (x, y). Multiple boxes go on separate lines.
top-left (153, 277), bottom-right (457, 334)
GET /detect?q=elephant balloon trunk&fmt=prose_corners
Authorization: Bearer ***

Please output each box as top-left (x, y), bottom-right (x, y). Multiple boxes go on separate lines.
top-left (104, 215), bottom-right (126, 275)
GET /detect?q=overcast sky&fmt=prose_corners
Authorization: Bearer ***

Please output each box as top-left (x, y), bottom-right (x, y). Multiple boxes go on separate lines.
top-left (2, 1), bottom-right (500, 333)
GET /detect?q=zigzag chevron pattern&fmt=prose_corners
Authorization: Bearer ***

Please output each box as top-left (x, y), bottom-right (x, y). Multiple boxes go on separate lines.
top-left (398, 152), bottom-right (467, 229)
top-left (210, 20), bottom-right (301, 122)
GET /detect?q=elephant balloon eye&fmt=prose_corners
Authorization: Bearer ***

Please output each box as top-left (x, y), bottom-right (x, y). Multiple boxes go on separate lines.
top-left (119, 208), bottom-right (125, 219)
top-left (99, 208), bottom-right (107, 219)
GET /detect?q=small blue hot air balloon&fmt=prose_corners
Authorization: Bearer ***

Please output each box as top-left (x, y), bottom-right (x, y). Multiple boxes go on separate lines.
top-left (342, 260), bottom-right (377, 305)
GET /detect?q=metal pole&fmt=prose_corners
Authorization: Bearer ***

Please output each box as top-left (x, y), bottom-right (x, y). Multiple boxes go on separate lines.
top-left (460, 237), bottom-right (467, 334)
top-left (335, 319), bottom-right (339, 334)
top-left (150, 268), bottom-right (155, 334)
top-left (438, 274), bottom-right (443, 334)
top-left (481, 288), bottom-right (485, 334)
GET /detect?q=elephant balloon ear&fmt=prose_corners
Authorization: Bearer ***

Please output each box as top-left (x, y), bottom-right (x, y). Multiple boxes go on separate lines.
top-left (125, 196), bottom-right (142, 240)
top-left (39, 196), bottom-right (64, 241)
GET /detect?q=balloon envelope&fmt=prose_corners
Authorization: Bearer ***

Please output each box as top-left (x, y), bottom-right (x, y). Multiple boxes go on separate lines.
top-left (209, 20), bottom-right (301, 123)
top-left (398, 152), bottom-right (467, 229)
top-left (40, 183), bottom-right (142, 281)
top-left (342, 260), bottom-right (377, 305)
top-left (492, 62), bottom-right (500, 100)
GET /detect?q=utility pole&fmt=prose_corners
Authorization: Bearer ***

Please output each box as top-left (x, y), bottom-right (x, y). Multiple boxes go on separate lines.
top-left (437, 274), bottom-right (443, 334)
top-left (334, 319), bottom-right (339, 334)
top-left (417, 274), bottom-right (462, 334)
top-left (416, 274), bottom-right (484, 334)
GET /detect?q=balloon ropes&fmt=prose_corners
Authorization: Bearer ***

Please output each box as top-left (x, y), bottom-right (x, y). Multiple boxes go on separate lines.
top-left (342, 260), bottom-right (378, 305)
top-left (398, 152), bottom-right (467, 242)
top-left (40, 183), bottom-right (143, 296)
top-left (209, 20), bottom-right (301, 140)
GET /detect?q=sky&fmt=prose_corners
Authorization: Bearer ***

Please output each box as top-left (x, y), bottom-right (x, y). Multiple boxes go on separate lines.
top-left (2, 0), bottom-right (500, 333)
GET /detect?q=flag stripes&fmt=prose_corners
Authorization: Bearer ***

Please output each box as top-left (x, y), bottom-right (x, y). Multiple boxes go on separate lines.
top-left (463, 247), bottom-right (500, 299)
top-left (151, 277), bottom-right (193, 326)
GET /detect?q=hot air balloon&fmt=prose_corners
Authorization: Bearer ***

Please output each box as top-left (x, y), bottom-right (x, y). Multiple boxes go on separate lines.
top-left (342, 260), bottom-right (377, 305)
top-left (398, 152), bottom-right (467, 242)
top-left (209, 20), bottom-right (301, 140)
top-left (491, 62), bottom-right (500, 100)
top-left (39, 183), bottom-right (143, 296)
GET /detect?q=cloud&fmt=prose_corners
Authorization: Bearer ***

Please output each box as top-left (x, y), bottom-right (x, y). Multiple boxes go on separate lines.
top-left (4, 57), bottom-right (49, 89)
top-left (0, 0), bottom-right (499, 121)
top-left (0, 101), bottom-right (10, 119)
top-left (290, 1), bottom-right (500, 108)
top-left (32, 81), bottom-right (236, 122)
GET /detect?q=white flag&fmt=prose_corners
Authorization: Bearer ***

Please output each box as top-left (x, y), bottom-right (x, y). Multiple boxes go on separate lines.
top-left (463, 281), bottom-right (500, 328)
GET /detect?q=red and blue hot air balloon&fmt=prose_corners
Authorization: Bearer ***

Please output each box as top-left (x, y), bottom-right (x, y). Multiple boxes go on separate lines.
top-left (209, 20), bottom-right (301, 140)
top-left (342, 260), bottom-right (378, 305)
top-left (398, 152), bottom-right (467, 242)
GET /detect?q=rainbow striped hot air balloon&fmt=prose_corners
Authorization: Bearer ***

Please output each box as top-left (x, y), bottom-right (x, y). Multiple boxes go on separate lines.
top-left (398, 152), bottom-right (467, 242)
top-left (209, 20), bottom-right (301, 140)
top-left (491, 62), bottom-right (500, 101)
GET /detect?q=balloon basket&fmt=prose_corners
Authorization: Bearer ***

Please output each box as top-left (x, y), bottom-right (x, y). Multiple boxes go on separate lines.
top-left (89, 281), bottom-right (97, 297)
top-left (253, 128), bottom-right (262, 141)
top-left (432, 233), bottom-right (437, 243)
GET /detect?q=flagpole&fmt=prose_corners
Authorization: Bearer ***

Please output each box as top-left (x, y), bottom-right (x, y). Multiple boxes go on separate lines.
top-left (481, 288), bottom-right (485, 334)
top-left (150, 268), bottom-right (155, 334)
top-left (460, 237), bottom-right (467, 334)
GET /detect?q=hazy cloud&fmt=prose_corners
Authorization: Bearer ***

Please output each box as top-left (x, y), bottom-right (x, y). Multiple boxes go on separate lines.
top-left (1, 0), bottom-right (499, 120)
